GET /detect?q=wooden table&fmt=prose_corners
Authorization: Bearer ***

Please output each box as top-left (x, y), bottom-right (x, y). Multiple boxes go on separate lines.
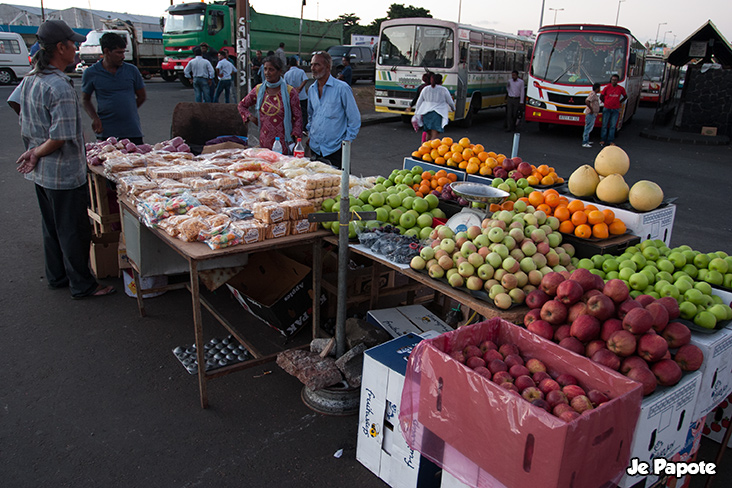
top-left (119, 196), bottom-right (330, 408)
top-left (87, 164), bottom-right (120, 235)
top-left (323, 236), bottom-right (529, 325)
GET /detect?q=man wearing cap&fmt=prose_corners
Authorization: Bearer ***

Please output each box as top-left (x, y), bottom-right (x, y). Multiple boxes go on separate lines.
top-left (81, 32), bottom-right (146, 144)
top-left (15, 20), bottom-right (115, 298)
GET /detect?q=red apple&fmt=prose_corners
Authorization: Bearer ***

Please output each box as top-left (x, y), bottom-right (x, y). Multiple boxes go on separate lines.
top-left (466, 356), bottom-right (486, 369)
top-left (570, 315), bottom-right (601, 343)
top-left (526, 289), bottom-right (552, 310)
top-left (657, 296), bottom-right (681, 320)
top-left (627, 366), bottom-right (657, 395)
top-left (499, 343), bottom-right (520, 358)
top-left (464, 345), bottom-right (483, 358)
top-left (473, 366), bottom-right (492, 380)
top-left (504, 354), bottom-right (524, 369)
top-left (501, 382), bottom-right (519, 393)
top-left (620, 355), bottom-right (650, 374)
top-left (515, 375), bottom-right (536, 391)
top-left (540, 272), bottom-right (566, 296)
top-left (556, 374), bottom-right (579, 387)
top-left (623, 308), bottom-right (654, 335)
top-left (617, 299), bottom-right (643, 320)
top-left (479, 340), bottom-right (498, 353)
top-left (523, 308), bottom-right (543, 327)
top-left (532, 371), bottom-right (552, 384)
top-left (493, 371), bottom-right (514, 384)
top-left (483, 349), bottom-right (504, 363)
top-left (582, 289), bottom-right (603, 303)
top-left (570, 268), bottom-right (597, 292)
top-left (567, 301), bottom-right (589, 324)
top-left (531, 398), bottom-right (552, 412)
top-left (546, 389), bottom-right (569, 407)
top-left (662, 322), bottom-right (692, 348)
top-left (591, 349), bottom-right (621, 371)
top-left (587, 294), bottom-right (616, 322)
top-left (553, 402), bottom-right (575, 416)
top-left (488, 359), bottom-right (508, 374)
top-left (558, 410), bottom-right (581, 422)
top-left (674, 344), bottom-right (704, 371)
top-left (571, 395), bottom-right (594, 413)
top-left (635, 294), bottom-right (656, 307)
top-left (603, 279), bottom-right (630, 303)
top-left (637, 333), bottom-right (669, 363)
top-left (450, 350), bottom-right (466, 364)
top-left (538, 378), bottom-right (561, 395)
top-left (652, 359), bottom-right (683, 387)
top-left (541, 299), bottom-right (568, 325)
top-left (525, 358), bottom-right (547, 374)
top-left (521, 386), bottom-right (545, 402)
top-left (587, 389), bottom-right (610, 405)
top-left (585, 340), bottom-right (607, 358)
top-left (559, 337), bottom-right (585, 355)
top-left (601, 318), bottom-right (624, 342)
top-left (554, 324), bottom-right (572, 342)
top-left (528, 320), bottom-right (555, 341)
top-left (607, 330), bottom-right (638, 357)
top-left (557, 279), bottom-right (584, 305)
top-left (563, 384), bottom-right (587, 400)
top-left (509, 364), bottom-right (531, 379)
top-left (645, 302), bottom-right (670, 333)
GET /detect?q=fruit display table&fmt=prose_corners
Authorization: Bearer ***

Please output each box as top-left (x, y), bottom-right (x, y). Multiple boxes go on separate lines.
top-left (324, 236), bottom-right (528, 325)
top-left (118, 196), bottom-right (330, 408)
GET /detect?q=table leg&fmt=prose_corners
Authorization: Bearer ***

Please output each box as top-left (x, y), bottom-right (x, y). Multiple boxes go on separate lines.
top-left (190, 260), bottom-right (208, 409)
top-left (312, 239), bottom-right (322, 339)
top-left (369, 262), bottom-right (382, 310)
top-left (132, 268), bottom-right (146, 318)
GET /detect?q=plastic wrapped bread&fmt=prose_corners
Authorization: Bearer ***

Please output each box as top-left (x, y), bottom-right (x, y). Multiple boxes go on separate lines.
top-left (265, 221), bottom-right (290, 239)
top-left (282, 200), bottom-right (314, 220)
top-left (231, 220), bottom-right (266, 244)
top-left (252, 201), bottom-right (288, 223)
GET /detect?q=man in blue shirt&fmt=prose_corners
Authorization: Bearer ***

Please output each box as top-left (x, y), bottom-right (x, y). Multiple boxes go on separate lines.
top-left (184, 47), bottom-right (215, 103)
top-left (338, 56), bottom-right (353, 86)
top-left (82, 33), bottom-right (146, 143)
top-left (213, 50), bottom-right (237, 103)
top-left (283, 57), bottom-right (309, 130)
top-left (307, 52), bottom-right (360, 169)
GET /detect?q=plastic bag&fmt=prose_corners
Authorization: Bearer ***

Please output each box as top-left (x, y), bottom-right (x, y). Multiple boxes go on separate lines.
top-left (200, 223), bottom-right (242, 250)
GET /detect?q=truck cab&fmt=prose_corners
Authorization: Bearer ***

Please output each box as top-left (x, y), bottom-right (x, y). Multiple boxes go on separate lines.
top-left (327, 45), bottom-right (375, 82)
top-left (78, 29), bottom-right (133, 68)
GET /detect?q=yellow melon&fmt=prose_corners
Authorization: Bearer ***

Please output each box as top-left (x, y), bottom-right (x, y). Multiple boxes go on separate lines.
top-left (629, 180), bottom-right (664, 211)
top-left (594, 146), bottom-right (630, 176)
top-left (568, 165), bottom-right (600, 197)
top-left (595, 174), bottom-right (629, 204)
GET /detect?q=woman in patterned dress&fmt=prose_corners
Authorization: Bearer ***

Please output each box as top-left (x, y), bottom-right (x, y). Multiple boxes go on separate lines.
top-left (237, 55), bottom-right (302, 153)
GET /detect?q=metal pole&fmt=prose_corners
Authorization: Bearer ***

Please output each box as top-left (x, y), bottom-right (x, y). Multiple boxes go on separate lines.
top-left (511, 133), bottom-right (520, 158)
top-left (655, 22), bottom-right (666, 46)
top-left (615, 0), bottom-right (625, 26)
top-left (298, 1), bottom-right (303, 63)
top-left (40, 0), bottom-right (45, 21)
top-left (539, 0), bottom-right (545, 28)
top-left (458, 0), bottom-right (462, 24)
top-left (335, 141), bottom-right (351, 358)
top-left (235, 0), bottom-right (251, 102)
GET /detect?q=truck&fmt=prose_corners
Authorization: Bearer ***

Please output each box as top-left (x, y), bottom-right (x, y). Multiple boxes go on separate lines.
top-left (76, 19), bottom-right (165, 78)
top-left (161, 1), bottom-right (343, 86)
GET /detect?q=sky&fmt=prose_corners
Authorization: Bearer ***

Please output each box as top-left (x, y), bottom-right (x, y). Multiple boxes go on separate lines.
top-left (8, 0), bottom-right (732, 47)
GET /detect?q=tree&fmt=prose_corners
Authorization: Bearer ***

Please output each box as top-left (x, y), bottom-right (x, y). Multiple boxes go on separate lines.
top-left (364, 3), bottom-right (432, 36)
top-left (335, 13), bottom-right (368, 43)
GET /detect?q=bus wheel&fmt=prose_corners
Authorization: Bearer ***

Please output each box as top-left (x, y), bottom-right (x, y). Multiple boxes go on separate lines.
top-left (401, 114), bottom-right (412, 125)
top-left (459, 106), bottom-right (475, 128)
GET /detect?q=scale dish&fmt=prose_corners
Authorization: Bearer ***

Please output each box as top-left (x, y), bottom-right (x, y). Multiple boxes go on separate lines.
top-left (449, 182), bottom-right (510, 204)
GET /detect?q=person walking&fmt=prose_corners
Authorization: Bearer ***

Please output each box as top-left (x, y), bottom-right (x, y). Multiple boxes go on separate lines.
top-left (412, 73), bottom-right (455, 142)
top-left (275, 43), bottom-right (287, 70)
top-left (283, 57), bottom-right (309, 130)
top-left (184, 46), bottom-right (215, 103)
top-left (600, 74), bottom-right (627, 146)
top-left (213, 50), bottom-right (237, 103)
top-left (251, 50), bottom-right (264, 85)
top-left (505, 70), bottom-right (525, 132)
top-left (582, 83), bottom-right (601, 148)
top-left (200, 43), bottom-right (218, 101)
top-left (81, 32), bottom-right (146, 144)
top-left (306, 51), bottom-right (361, 169)
top-left (237, 55), bottom-right (302, 153)
top-left (338, 56), bottom-right (353, 86)
top-left (15, 20), bottom-right (115, 299)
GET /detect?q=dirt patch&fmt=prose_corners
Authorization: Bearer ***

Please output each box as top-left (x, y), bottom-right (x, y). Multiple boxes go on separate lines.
top-left (352, 85), bottom-right (375, 114)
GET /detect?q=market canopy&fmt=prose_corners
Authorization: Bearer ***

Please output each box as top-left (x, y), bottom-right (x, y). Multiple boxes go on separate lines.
top-left (667, 20), bottom-right (732, 67)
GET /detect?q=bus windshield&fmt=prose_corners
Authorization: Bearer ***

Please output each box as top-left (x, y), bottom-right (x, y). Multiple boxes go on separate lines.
top-left (378, 25), bottom-right (454, 68)
top-left (164, 12), bottom-right (205, 34)
top-left (531, 32), bottom-right (628, 85)
top-left (644, 60), bottom-right (665, 81)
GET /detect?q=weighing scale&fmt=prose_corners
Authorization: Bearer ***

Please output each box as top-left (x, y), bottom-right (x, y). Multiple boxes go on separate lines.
top-left (445, 182), bottom-right (510, 233)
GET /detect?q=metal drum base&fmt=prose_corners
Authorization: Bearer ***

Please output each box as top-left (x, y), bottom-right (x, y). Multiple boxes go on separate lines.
top-left (301, 383), bottom-right (360, 416)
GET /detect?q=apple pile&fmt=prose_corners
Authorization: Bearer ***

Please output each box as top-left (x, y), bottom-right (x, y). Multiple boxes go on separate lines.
top-left (410, 207), bottom-right (577, 309)
top-left (570, 240), bottom-right (732, 329)
top-left (449, 339), bottom-right (610, 422)
top-left (86, 136), bottom-right (190, 166)
top-left (489, 176), bottom-right (534, 204)
top-left (524, 268), bottom-right (704, 396)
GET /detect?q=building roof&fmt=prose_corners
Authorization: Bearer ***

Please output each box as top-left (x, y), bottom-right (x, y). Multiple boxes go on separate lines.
top-left (2, 4), bottom-right (161, 27)
top-left (667, 20), bottom-right (732, 67)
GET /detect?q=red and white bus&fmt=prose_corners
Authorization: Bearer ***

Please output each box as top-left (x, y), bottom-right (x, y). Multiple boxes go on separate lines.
top-left (525, 24), bottom-right (646, 130)
top-left (641, 54), bottom-right (680, 105)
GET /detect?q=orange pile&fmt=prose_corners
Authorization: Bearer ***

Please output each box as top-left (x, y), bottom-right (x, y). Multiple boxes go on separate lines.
top-left (520, 190), bottom-right (627, 239)
top-left (411, 169), bottom-right (458, 197)
top-left (527, 165), bottom-right (564, 186)
top-left (411, 137), bottom-right (495, 175)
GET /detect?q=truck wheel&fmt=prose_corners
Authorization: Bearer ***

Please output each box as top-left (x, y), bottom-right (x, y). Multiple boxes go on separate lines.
top-left (0, 68), bottom-right (14, 85)
top-left (161, 70), bottom-right (177, 82)
top-left (178, 73), bottom-right (192, 88)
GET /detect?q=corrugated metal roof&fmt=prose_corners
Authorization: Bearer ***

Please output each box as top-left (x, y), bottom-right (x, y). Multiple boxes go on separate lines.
top-left (2, 4), bottom-right (161, 26)
top-left (667, 20), bottom-right (732, 67)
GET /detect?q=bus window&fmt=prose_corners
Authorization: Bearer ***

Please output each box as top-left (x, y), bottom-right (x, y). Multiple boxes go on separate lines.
top-left (378, 25), bottom-right (455, 68)
top-left (495, 50), bottom-right (506, 71)
top-left (470, 31), bottom-right (482, 44)
top-left (483, 35), bottom-right (495, 48)
top-left (469, 47), bottom-right (483, 71)
top-left (515, 53), bottom-right (525, 72)
top-left (505, 52), bottom-right (515, 72)
top-left (507, 39), bottom-right (516, 50)
top-left (496, 37), bottom-right (506, 49)
top-left (483, 49), bottom-right (495, 71)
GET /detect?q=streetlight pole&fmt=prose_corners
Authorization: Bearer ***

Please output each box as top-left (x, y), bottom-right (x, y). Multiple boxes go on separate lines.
top-left (615, 0), bottom-right (626, 26)
top-left (662, 30), bottom-right (672, 46)
top-left (549, 8), bottom-right (564, 25)
top-left (539, 0), bottom-right (546, 28)
top-left (458, 0), bottom-right (462, 23)
top-left (655, 22), bottom-right (667, 46)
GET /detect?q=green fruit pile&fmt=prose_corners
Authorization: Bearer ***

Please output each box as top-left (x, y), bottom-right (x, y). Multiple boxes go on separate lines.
top-left (490, 177), bottom-right (535, 202)
top-left (571, 240), bottom-right (732, 329)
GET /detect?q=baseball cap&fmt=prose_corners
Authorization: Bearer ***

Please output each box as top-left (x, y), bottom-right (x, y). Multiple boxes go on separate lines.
top-left (37, 20), bottom-right (86, 45)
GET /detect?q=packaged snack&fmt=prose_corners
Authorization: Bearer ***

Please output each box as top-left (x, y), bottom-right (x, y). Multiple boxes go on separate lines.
top-left (118, 175), bottom-right (157, 196)
top-left (231, 220), bottom-right (265, 244)
top-left (206, 214), bottom-right (231, 228)
top-left (291, 219), bottom-right (318, 235)
top-left (166, 192), bottom-right (200, 214)
top-left (187, 205), bottom-right (217, 218)
top-left (282, 200), bottom-right (314, 220)
top-left (211, 173), bottom-right (242, 190)
top-left (253, 201), bottom-right (288, 223)
top-left (200, 223), bottom-right (242, 250)
top-left (223, 207), bottom-right (254, 221)
top-left (158, 214), bottom-right (191, 237)
top-left (181, 176), bottom-right (217, 191)
top-left (266, 221), bottom-right (290, 239)
top-left (193, 190), bottom-right (233, 210)
top-left (177, 217), bottom-right (210, 242)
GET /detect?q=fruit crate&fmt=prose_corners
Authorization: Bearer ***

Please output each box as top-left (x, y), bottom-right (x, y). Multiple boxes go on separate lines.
top-left (399, 317), bottom-right (643, 488)
top-left (561, 232), bottom-right (641, 259)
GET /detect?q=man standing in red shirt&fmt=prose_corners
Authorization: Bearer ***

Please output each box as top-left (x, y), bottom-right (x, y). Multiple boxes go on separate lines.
top-left (600, 74), bottom-right (627, 145)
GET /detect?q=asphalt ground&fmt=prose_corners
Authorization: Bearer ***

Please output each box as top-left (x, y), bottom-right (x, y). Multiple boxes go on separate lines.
top-left (0, 77), bottom-right (731, 488)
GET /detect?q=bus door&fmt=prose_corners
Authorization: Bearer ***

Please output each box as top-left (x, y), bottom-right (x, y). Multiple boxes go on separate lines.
top-left (456, 40), bottom-right (469, 119)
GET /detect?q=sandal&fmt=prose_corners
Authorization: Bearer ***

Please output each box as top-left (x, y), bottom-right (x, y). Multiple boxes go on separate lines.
top-left (72, 284), bottom-right (117, 300)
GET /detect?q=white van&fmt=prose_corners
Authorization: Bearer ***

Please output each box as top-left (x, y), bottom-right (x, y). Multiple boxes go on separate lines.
top-left (0, 32), bottom-right (31, 84)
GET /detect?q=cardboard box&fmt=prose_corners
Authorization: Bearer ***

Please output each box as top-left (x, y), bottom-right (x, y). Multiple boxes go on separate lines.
top-left (117, 232), bottom-right (131, 270)
top-left (403, 158), bottom-right (467, 181)
top-left (400, 318), bottom-right (643, 488)
top-left (616, 371), bottom-right (702, 488)
top-left (701, 127), bottom-right (718, 136)
top-left (703, 391), bottom-right (732, 446)
top-left (689, 327), bottom-right (732, 420)
top-left (90, 232), bottom-right (120, 279)
top-left (367, 305), bottom-right (453, 338)
top-left (226, 251), bottom-right (325, 336)
top-left (357, 334), bottom-right (442, 488)
top-left (656, 417), bottom-right (705, 488)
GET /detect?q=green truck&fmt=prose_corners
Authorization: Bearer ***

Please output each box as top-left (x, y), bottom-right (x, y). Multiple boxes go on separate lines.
top-left (161, 1), bottom-right (343, 85)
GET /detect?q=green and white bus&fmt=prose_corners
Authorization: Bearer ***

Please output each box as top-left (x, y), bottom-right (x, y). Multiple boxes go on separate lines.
top-left (374, 17), bottom-right (533, 126)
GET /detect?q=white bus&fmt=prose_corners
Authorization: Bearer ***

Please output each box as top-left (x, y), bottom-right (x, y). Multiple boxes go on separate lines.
top-left (374, 18), bottom-right (533, 126)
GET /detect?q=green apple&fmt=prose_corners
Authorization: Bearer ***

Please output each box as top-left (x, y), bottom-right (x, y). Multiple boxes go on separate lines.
top-left (389, 209), bottom-right (403, 225)
top-left (625, 247), bottom-right (640, 255)
top-left (660, 284), bottom-right (680, 300)
top-left (386, 194), bottom-right (402, 208)
top-left (578, 258), bottom-right (595, 270)
top-left (709, 258), bottom-right (729, 274)
top-left (658, 246), bottom-right (671, 256)
top-left (618, 260), bottom-right (638, 272)
top-left (642, 246), bottom-right (660, 261)
top-left (400, 213), bottom-right (416, 229)
top-left (631, 253), bottom-right (648, 268)
top-left (708, 304), bottom-right (731, 322)
top-left (591, 254), bottom-right (606, 269)
top-left (694, 281), bottom-right (713, 295)
top-left (667, 251), bottom-right (687, 269)
top-left (618, 267), bottom-right (635, 281)
top-left (693, 253), bottom-right (710, 269)
top-left (424, 194), bottom-right (439, 210)
top-left (412, 197), bottom-right (429, 214)
top-left (654, 279), bottom-right (671, 294)
top-left (656, 271), bottom-right (674, 283)
top-left (629, 290), bottom-right (642, 299)
top-left (694, 310), bottom-right (717, 329)
top-left (681, 264), bottom-right (698, 279)
top-left (724, 273), bottom-right (732, 289)
top-left (417, 213), bottom-right (434, 229)
top-left (705, 270), bottom-right (724, 286)
top-left (673, 271), bottom-right (691, 282)
top-left (419, 226), bottom-right (432, 240)
top-left (656, 259), bottom-right (675, 274)
top-left (603, 258), bottom-right (620, 273)
top-left (682, 250), bottom-right (697, 265)
top-left (629, 272), bottom-right (650, 291)
top-left (431, 208), bottom-right (446, 219)
top-left (684, 288), bottom-right (706, 306)
top-left (643, 265), bottom-right (660, 276)
top-left (697, 269), bottom-right (708, 282)
top-left (401, 196), bottom-right (414, 210)
top-left (590, 269), bottom-right (606, 279)
top-left (678, 301), bottom-right (697, 320)
top-left (606, 271), bottom-right (620, 280)
top-left (640, 269), bottom-right (656, 285)
top-left (674, 279), bottom-right (693, 294)
top-left (639, 240), bottom-right (655, 251)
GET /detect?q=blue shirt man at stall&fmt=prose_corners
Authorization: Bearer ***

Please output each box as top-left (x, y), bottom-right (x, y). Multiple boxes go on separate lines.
top-left (82, 32), bottom-right (146, 144)
top-left (307, 51), bottom-right (360, 169)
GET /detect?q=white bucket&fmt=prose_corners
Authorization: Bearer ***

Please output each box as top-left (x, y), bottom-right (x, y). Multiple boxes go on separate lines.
top-left (122, 269), bottom-right (168, 298)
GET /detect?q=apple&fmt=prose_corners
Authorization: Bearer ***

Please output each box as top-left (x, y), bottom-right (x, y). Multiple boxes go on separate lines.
top-left (553, 375), bottom-right (577, 390)
top-left (466, 356), bottom-right (487, 369)
top-left (488, 359), bottom-right (509, 374)
top-left (483, 349), bottom-right (503, 364)
top-left (587, 294), bottom-right (616, 322)
top-left (523, 308), bottom-right (542, 327)
top-left (645, 302), bottom-right (670, 332)
top-left (566, 302), bottom-right (589, 324)
top-left (617, 299), bottom-right (643, 320)
top-left (522, 386), bottom-right (545, 402)
top-left (591, 349), bottom-right (621, 371)
top-left (448, 273), bottom-right (464, 288)
top-left (466, 276), bottom-right (484, 291)
top-left (603, 279), bottom-right (630, 303)
top-left (562, 384), bottom-right (587, 400)
top-left (526, 289), bottom-right (551, 310)
top-left (540, 272), bottom-right (566, 296)
top-left (651, 359), bottom-right (683, 387)
top-left (527, 319), bottom-right (555, 341)
top-left (429, 264), bottom-right (445, 279)
top-left (464, 345), bottom-right (482, 358)
top-left (635, 294), bottom-right (656, 307)
top-left (607, 330), bottom-right (638, 357)
top-left (637, 334), bottom-right (669, 363)
top-left (510, 364), bottom-right (532, 379)
top-left (504, 354), bottom-right (524, 369)
top-left (546, 389), bottom-right (569, 408)
top-left (569, 315), bottom-right (601, 343)
top-left (501, 273), bottom-right (518, 290)
top-left (493, 371), bottom-right (514, 384)
top-left (499, 343), bottom-right (520, 358)
top-left (559, 337), bottom-right (585, 355)
top-left (587, 389), bottom-right (610, 406)
top-left (473, 366), bottom-right (492, 380)
top-left (571, 395), bottom-right (594, 413)
top-left (467, 252), bottom-right (484, 269)
top-left (541, 300), bottom-right (568, 325)
top-left (525, 358), bottom-right (547, 374)
top-left (622, 308), bottom-right (654, 335)
top-left (558, 409), bottom-right (581, 422)
top-left (601, 318), bottom-right (624, 342)
top-left (538, 378), bottom-right (561, 395)
top-left (531, 398), bottom-right (552, 413)
top-left (554, 324), bottom-right (571, 342)
top-left (450, 350), bottom-right (466, 364)
top-left (556, 280), bottom-right (584, 305)
top-left (674, 344), bottom-right (704, 371)
top-left (585, 340), bottom-right (607, 358)
top-left (620, 356), bottom-right (649, 374)
top-left (477, 264), bottom-right (495, 281)
top-left (662, 322), bottom-right (692, 348)
top-left (514, 374), bottom-right (536, 390)
top-left (626, 366), bottom-right (657, 396)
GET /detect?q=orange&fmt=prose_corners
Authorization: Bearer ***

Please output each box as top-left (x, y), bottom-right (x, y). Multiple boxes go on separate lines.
top-left (441, 137), bottom-right (454, 146)
top-left (430, 149), bottom-right (440, 160)
top-left (537, 203), bottom-right (552, 214)
top-left (479, 165), bottom-right (492, 176)
top-left (587, 210), bottom-right (605, 225)
top-left (437, 177), bottom-right (450, 187)
top-left (557, 196), bottom-right (569, 207)
top-left (575, 224), bottom-right (592, 239)
top-left (584, 204), bottom-right (599, 213)
top-left (422, 154), bottom-right (433, 162)
top-left (526, 175), bottom-right (540, 186)
top-left (435, 169), bottom-right (447, 179)
top-left (468, 156), bottom-right (481, 167)
top-left (541, 175), bottom-right (555, 186)
top-left (544, 193), bottom-right (560, 208)
top-left (444, 152), bottom-right (453, 161)
top-left (559, 220), bottom-right (575, 234)
top-left (609, 219), bottom-right (627, 235)
top-left (447, 172), bottom-right (458, 182)
top-left (466, 161), bottom-right (480, 174)
top-left (556, 177), bottom-right (565, 183)
top-left (458, 160), bottom-right (468, 169)
top-left (452, 152), bottom-right (464, 163)
top-left (411, 150), bottom-right (421, 158)
top-left (477, 151), bottom-right (489, 162)
top-left (421, 171), bottom-right (432, 181)
top-left (571, 211), bottom-right (588, 226)
top-left (434, 157), bottom-right (446, 165)
top-left (567, 199), bottom-right (585, 214)
top-left (451, 143), bottom-right (462, 153)
top-left (537, 164), bottom-right (550, 176)
top-left (501, 200), bottom-right (514, 211)
top-left (489, 203), bottom-right (501, 213)
top-left (437, 144), bottom-right (450, 156)
top-left (527, 191), bottom-right (544, 207)
top-left (419, 183), bottom-right (431, 195)
top-left (592, 223), bottom-right (609, 239)
top-left (446, 158), bottom-right (457, 167)
top-left (415, 191), bottom-right (423, 197)
top-left (473, 144), bottom-right (485, 154)
top-left (430, 139), bottom-right (442, 149)
top-left (553, 206), bottom-right (570, 222)
top-left (487, 151), bottom-right (497, 158)
top-left (602, 209), bottom-right (615, 225)
top-left (430, 179), bottom-right (439, 189)
top-left (496, 154), bottom-right (506, 163)
top-left (435, 186), bottom-right (443, 193)
top-left (462, 148), bottom-right (474, 159)
top-left (412, 183), bottom-right (420, 191)
top-left (459, 137), bottom-right (471, 148)
top-left (486, 157), bottom-right (499, 168)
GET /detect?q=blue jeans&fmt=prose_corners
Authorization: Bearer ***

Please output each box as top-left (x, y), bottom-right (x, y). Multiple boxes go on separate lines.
top-left (601, 108), bottom-right (620, 143)
top-left (582, 113), bottom-right (597, 144)
top-left (213, 79), bottom-right (232, 103)
top-left (193, 77), bottom-right (211, 103)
